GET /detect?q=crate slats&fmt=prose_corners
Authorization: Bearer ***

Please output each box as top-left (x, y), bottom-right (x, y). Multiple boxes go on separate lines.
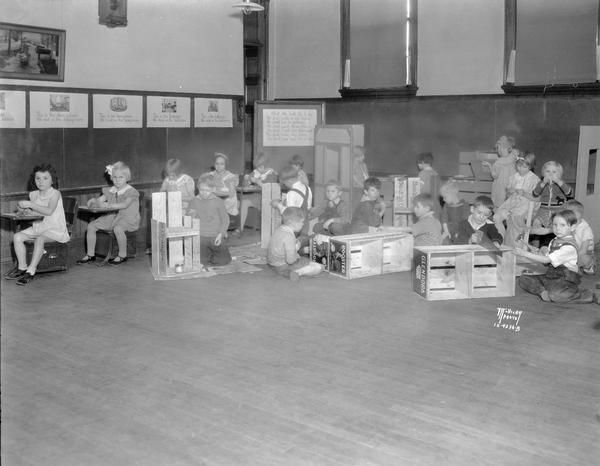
top-left (310, 229), bottom-right (413, 279)
top-left (413, 245), bottom-right (515, 300)
top-left (151, 192), bottom-right (202, 280)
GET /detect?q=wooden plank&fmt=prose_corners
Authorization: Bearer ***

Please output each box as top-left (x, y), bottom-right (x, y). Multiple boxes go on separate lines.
top-left (260, 183), bottom-right (281, 249)
top-left (183, 216), bottom-right (193, 272)
top-left (167, 192), bottom-right (183, 269)
top-left (192, 218), bottom-right (201, 269)
top-left (151, 219), bottom-right (168, 277)
top-left (151, 192), bottom-right (167, 222)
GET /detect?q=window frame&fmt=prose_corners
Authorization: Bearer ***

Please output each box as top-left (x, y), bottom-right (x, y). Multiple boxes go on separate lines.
top-left (338, 0), bottom-right (418, 99)
top-left (502, 0), bottom-right (600, 96)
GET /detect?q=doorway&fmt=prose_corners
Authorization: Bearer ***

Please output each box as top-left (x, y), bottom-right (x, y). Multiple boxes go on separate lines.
top-left (243, 1), bottom-right (269, 172)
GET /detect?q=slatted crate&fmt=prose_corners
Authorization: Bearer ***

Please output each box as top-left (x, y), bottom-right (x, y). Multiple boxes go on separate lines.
top-left (151, 192), bottom-right (203, 280)
top-left (393, 176), bottom-right (421, 227)
top-left (310, 228), bottom-right (413, 279)
top-left (260, 183), bottom-right (281, 248)
top-left (413, 245), bottom-right (516, 300)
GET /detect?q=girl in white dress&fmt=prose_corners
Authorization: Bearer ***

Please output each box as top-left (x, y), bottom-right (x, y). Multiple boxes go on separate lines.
top-left (5, 164), bottom-right (69, 285)
top-left (203, 153), bottom-right (239, 216)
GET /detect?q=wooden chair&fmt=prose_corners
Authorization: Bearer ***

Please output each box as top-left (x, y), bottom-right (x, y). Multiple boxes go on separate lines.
top-left (25, 196), bottom-right (77, 273)
top-left (95, 191), bottom-right (144, 264)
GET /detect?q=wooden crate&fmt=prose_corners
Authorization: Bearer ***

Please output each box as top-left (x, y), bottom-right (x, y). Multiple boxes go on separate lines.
top-left (151, 192), bottom-right (203, 280)
top-left (413, 245), bottom-right (516, 300)
top-left (392, 176), bottom-right (420, 227)
top-left (310, 228), bottom-right (413, 279)
top-left (454, 178), bottom-right (493, 204)
top-left (260, 183), bottom-right (281, 248)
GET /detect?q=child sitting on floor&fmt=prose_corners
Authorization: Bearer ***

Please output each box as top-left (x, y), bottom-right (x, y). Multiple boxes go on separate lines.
top-left (267, 207), bottom-right (324, 281)
top-left (4, 164), bottom-right (70, 285)
top-left (78, 161), bottom-right (140, 265)
top-left (310, 180), bottom-right (350, 236)
top-left (187, 178), bottom-right (231, 267)
top-left (350, 177), bottom-right (386, 234)
top-left (406, 193), bottom-right (443, 246)
top-left (439, 180), bottom-right (470, 244)
top-left (417, 152), bottom-right (441, 216)
top-left (514, 210), bottom-right (593, 303)
top-left (564, 200), bottom-right (595, 275)
top-left (456, 195), bottom-right (503, 249)
top-left (238, 153), bottom-right (278, 234)
top-left (160, 158), bottom-right (195, 210)
top-left (493, 151), bottom-right (539, 246)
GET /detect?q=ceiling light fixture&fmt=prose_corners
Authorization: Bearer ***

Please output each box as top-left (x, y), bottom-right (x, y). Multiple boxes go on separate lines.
top-left (232, 0), bottom-right (264, 15)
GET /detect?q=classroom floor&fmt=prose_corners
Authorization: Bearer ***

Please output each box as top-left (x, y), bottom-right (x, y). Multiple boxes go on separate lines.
top-left (1, 233), bottom-right (599, 465)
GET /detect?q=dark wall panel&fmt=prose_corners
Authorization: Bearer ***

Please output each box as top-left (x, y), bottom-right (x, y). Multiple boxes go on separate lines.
top-left (1, 125), bottom-right (243, 194)
top-left (326, 95), bottom-right (600, 181)
top-left (0, 129), bottom-right (63, 192)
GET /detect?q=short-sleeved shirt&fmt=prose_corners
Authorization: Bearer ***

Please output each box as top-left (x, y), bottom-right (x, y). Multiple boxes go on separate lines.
top-left (103, 185), bottom-right (140, 231)
top-left (161, 174), bottom-right (195, 207)
top-left (547, 236), bottom-right (578, 273)
top-left (267, 224), bottom-right (299, 267)
top-left (23, 187), bottom-right (69, 243)
top-left (573, 219), bottom-right (594, 253)
top-left (283, 181), bottom-right (312, 211)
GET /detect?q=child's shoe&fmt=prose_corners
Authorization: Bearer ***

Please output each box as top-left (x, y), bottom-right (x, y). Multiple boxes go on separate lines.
top-left (76, 255), bottom-right (96, 264)
top-left (4, 267), bottom-right (26, 280)
top-left (16, 272), bottom-right (34, 285)
top-left (540, 290), bottom-right (551, 302)
top-left (108, 256), bottom-right (127, 265)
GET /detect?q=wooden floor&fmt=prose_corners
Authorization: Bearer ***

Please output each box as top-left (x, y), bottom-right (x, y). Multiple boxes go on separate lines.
top-left (1, 237), bottom-right (599, 465)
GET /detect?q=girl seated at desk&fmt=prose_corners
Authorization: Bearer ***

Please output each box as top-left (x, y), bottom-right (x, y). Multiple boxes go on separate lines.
top-left (237, 154), bottom-right (277, 234)
top-left (77, 161), bottom-right (140, 265)
top-left (202, 152), bottom-right (239, 217)
top-left (5, 163), bottom-right (69, 285)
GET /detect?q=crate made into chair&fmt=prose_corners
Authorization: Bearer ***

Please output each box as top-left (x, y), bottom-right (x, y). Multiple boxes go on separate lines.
top-left (95, 191), bottom-right (145, 263)
top-left (24, 196), bottom-right (77, 273)
top-left (150, 191), bottom-right (203, 280)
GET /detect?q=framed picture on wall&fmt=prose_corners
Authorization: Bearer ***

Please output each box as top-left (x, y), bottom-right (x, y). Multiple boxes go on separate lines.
top-left (0, 23), bottom-right (66, 82)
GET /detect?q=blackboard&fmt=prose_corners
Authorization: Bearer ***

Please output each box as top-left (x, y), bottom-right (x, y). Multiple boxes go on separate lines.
top-left (0, 98), bottom-right (244, 194)
top-left (325, 95), bottom-right (600, 182)
top-left (254, 100), bottom-right (325, 175)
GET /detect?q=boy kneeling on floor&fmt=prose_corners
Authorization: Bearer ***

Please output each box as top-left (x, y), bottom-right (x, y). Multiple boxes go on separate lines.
top-left (267, 207), bottom-right (324, 282)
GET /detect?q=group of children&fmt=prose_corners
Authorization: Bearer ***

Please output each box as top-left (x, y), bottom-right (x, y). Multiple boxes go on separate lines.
top-left (5, 145), bottom-right (598, 304)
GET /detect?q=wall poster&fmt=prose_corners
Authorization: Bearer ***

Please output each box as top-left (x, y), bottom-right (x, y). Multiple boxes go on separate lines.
top-left (147, 96), bottom-right (190, 127)
top-left (0, 90), bottom-right (26, 128)
top-left (93, 94), bottom-right (142, 128)
top-left (194, 98), bottom-right (232, 127)
top-left (262, 108), bottom-right (318, 146)
top-left (29, 91), bottom-right (88, 128)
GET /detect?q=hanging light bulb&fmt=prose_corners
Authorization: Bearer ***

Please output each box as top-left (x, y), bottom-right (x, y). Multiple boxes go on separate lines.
top-left (232, 0), bottom-right (264, 15)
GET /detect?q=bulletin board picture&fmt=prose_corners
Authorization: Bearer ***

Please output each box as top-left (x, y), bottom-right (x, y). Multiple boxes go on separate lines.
top-left (0, 23), bottom-right (65, 81)
top-left (254, 100), bottom-right (325, 175)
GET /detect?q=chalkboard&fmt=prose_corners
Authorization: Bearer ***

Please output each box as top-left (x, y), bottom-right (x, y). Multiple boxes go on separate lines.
top-left (254, 100), bottom-right (325, 175)
top-left (325, 95), bottom-right (600, 182)
top-left (0, 105), bottom-right (244, 194)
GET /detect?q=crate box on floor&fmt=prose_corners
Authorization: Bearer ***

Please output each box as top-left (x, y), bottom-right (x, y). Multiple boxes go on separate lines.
top-left (310, 228), bottom-right (413, 279)
top-left (413, 244), bottom-right (516, 300)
